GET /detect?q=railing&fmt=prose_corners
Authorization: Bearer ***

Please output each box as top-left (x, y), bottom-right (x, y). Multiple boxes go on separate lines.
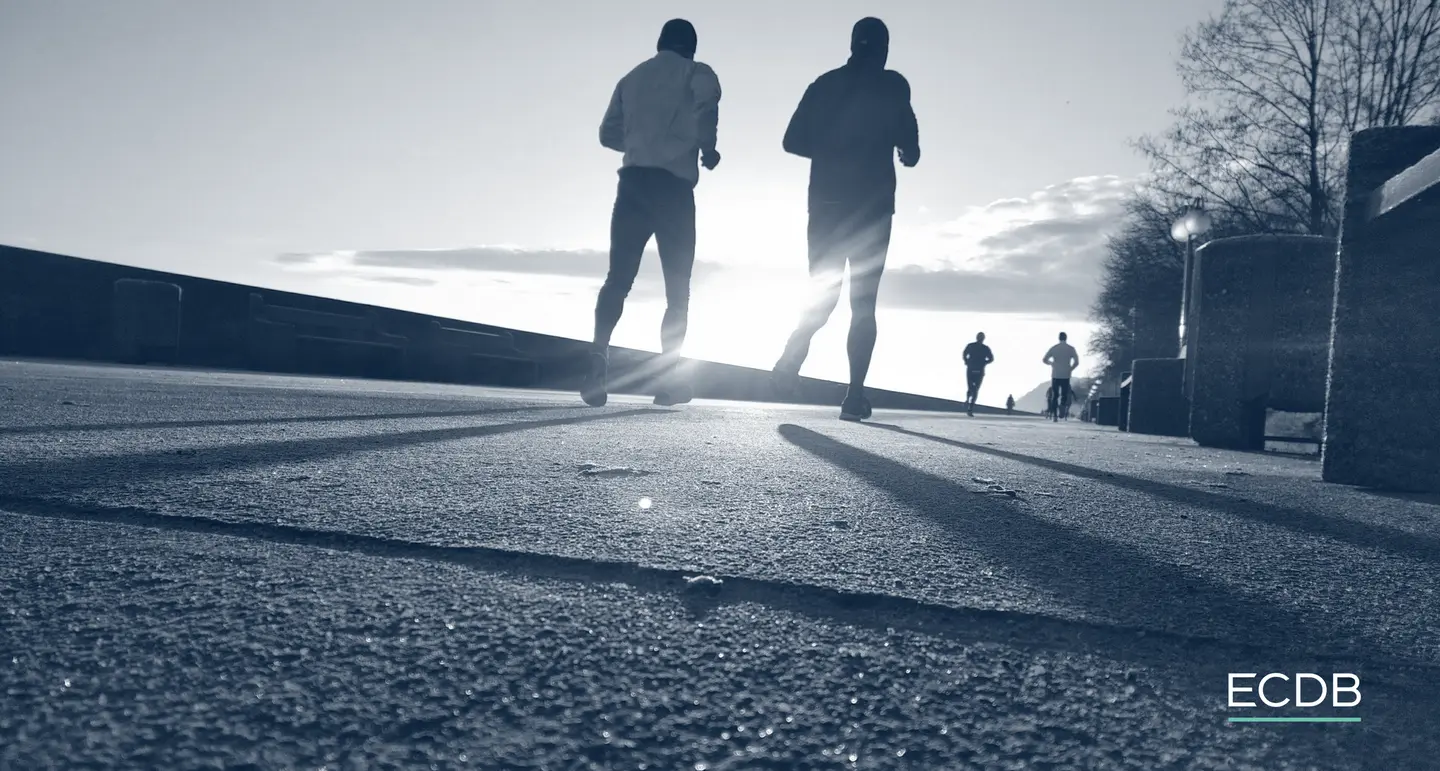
top-left (1362, 145), bottom-right (1440, 223)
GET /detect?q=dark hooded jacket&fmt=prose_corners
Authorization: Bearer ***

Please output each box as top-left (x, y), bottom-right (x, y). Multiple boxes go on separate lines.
top-left (782, 20), bottom-right (920, 215)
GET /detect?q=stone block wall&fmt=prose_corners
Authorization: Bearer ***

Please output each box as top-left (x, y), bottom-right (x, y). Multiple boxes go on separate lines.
top-left (1324, 126), bottom-right (1440, 491)
top-left (1126, 358), bottom-right (1188, 437)
top-left (1188, 235), bottom-right (1336, 449)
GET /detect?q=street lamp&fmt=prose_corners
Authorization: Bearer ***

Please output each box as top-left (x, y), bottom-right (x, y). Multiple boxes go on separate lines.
top-left (1170, 199), bottom-right (1213, 358)
top-left (1129, 306), bottom-right (1139, 363)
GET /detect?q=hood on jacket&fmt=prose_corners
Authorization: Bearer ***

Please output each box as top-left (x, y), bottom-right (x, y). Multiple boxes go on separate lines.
top-left (657, 18), bottom-right (698, 59)
top-left (848, 17), bottom-right (889, 70)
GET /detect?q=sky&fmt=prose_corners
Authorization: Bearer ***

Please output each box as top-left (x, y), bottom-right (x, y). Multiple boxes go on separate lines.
top-left (0, 0), bottom-right (1226, 403)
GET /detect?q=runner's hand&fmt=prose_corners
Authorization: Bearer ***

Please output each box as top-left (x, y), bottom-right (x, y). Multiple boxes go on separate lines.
top-left (702, 148), bottom-right (721, 170)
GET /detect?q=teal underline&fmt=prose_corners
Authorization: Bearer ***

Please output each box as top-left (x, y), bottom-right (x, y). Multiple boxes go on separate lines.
top-left (1228, 717), bottom-right (1362, 723)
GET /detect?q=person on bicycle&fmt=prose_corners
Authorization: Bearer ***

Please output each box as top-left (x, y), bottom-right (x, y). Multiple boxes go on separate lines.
top-left (1042, 332), bottom-right (1079, 420)
top-left (961, 332), bottom-right (993, 417)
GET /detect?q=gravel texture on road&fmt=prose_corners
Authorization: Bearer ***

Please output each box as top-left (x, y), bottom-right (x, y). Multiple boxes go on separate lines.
top-left (3, 360), bottom-right (1437, 769)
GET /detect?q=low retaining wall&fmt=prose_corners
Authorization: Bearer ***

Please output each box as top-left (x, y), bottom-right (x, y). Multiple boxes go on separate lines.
top-left (0, 245), bottom-right (971, 413)
top-left (1188, 235), bottom-right (1336, 450)
top-left (113, 279), bottom-right (183, 365)
top-left (1324, 126), bottom-right (1440, 491)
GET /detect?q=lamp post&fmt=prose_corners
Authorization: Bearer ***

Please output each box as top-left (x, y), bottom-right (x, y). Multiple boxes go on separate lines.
top-left (1170, 199), bottom-right (1213, 359)
top-left (1129, 306), bottom-right (1138, 363)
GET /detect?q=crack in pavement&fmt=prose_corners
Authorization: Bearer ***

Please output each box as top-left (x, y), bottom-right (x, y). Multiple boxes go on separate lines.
top-left (3, 494), bottom-right (1437, 689)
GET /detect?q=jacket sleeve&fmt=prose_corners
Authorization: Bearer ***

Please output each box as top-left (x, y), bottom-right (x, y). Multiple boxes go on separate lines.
top-left (692, 63), bottom-right (721, 153)
top-left (891, 72), bottom-right (920, 162)
top-left (782, 81), bottom-right (820, 159)
top-left (599, 81), bottom-right (625, 152)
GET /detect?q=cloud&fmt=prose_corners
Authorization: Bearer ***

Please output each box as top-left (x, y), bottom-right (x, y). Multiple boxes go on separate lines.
top-left (278, 246), bottom-right (724, 285)
top-left (883, 175), bottom-right (1133, 316)
top-left (274, 175), bottom-right (1134, 320)
top-left (275, 246), bottom-right (726, 304)
top-left (356, 274), bottom-right (438, 287)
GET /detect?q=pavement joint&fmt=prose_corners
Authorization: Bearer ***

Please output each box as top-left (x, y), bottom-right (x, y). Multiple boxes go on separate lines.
top-left (5, 494), bottom-right (1438, 686)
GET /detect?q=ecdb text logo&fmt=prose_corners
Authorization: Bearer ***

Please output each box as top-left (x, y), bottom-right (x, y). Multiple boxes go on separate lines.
top-left (1227, 673), bottom-right (1362, 722)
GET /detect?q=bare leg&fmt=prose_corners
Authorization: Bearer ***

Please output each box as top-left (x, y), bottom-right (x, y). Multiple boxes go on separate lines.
top-left (843, 216), bottom-right (892, 392)
top-left (776, 205), bottom-right (849, 374)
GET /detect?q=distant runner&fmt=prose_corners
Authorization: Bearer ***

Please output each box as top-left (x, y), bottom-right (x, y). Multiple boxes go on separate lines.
top-left (961, 332), bottom-right (993, 417)
top-left (1042, 332), bottom-right (1079, 421)
top-left (1006, 394), bottom-right (1015, 413)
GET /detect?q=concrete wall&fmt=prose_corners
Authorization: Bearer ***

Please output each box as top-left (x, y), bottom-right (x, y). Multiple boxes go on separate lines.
top-left (1126, 358), bottom-right (1188, 437)
top-left (1324, 126), bottom-right (1440, 492)
top-left (1188, 235), bottom-right (1336, 450)
top-left (0, 245), bottom-right (976, 414)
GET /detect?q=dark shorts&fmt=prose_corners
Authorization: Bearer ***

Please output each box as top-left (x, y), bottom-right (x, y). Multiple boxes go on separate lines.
top-left (807, 200), bottom-right (893, 284)
top-left (966, 369), bottom-right (985, 392)
top-left (606, 166), bottom-right (697, 302)
top-left (1051, 378), bottom-right (1071, 402)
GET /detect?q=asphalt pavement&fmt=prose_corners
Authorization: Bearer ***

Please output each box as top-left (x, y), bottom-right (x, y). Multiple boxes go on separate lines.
top-left (3, 359), bottom-right (1438, 770)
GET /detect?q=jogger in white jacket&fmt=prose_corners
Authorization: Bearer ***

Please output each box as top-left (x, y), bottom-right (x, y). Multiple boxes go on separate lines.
top-left (582, 19), bottom-right (722, 408)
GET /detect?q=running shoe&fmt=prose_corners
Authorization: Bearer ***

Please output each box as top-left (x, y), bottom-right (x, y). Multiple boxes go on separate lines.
top-left (580, 352), bottom-right (608, 407)
top-left (839, 389), bottom-right (873, 422)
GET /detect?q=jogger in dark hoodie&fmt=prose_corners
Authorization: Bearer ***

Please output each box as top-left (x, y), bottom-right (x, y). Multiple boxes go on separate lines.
top-left (771, 17), bottom-right (920, 421)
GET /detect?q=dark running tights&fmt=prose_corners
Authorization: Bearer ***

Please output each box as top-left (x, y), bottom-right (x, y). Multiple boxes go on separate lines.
top-left (592, 168), bottom-right (696, 360)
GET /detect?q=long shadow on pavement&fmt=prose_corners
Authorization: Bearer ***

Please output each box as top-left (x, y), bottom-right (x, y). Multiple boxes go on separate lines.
top-left (7, 487), bottom-right (1437, 764)
top-left (6, 492), bottom-right (1437, 688)
top-left (776, 424), bottom-right (1422, 667)
top-left (864, 422), bottom-right (1440, 566)
top-left (1, 407), bottom-right (667, 495)
top-left (0, 405), bottom-right (573, 436)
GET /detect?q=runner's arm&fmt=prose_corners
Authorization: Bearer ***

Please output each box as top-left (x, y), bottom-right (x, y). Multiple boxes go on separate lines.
top-left (692, 63), bottom-right (721, 156)
top-left (783, 81), bottom-right (820, 159)
top-left (890, 72), bottom-right (920, 165)
top-left (599, 81), bottom-right (625, 152)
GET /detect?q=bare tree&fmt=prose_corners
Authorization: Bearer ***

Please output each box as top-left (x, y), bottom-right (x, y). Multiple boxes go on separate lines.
top-left (1331, 0), bottom-right (1440, 131)
top-left (1088, 195), bottom-right (1186, 382)
top-left (1136, 0), bottom-right (1440, 237)
top-left (1089, 193), bottom-right (1252, 381)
